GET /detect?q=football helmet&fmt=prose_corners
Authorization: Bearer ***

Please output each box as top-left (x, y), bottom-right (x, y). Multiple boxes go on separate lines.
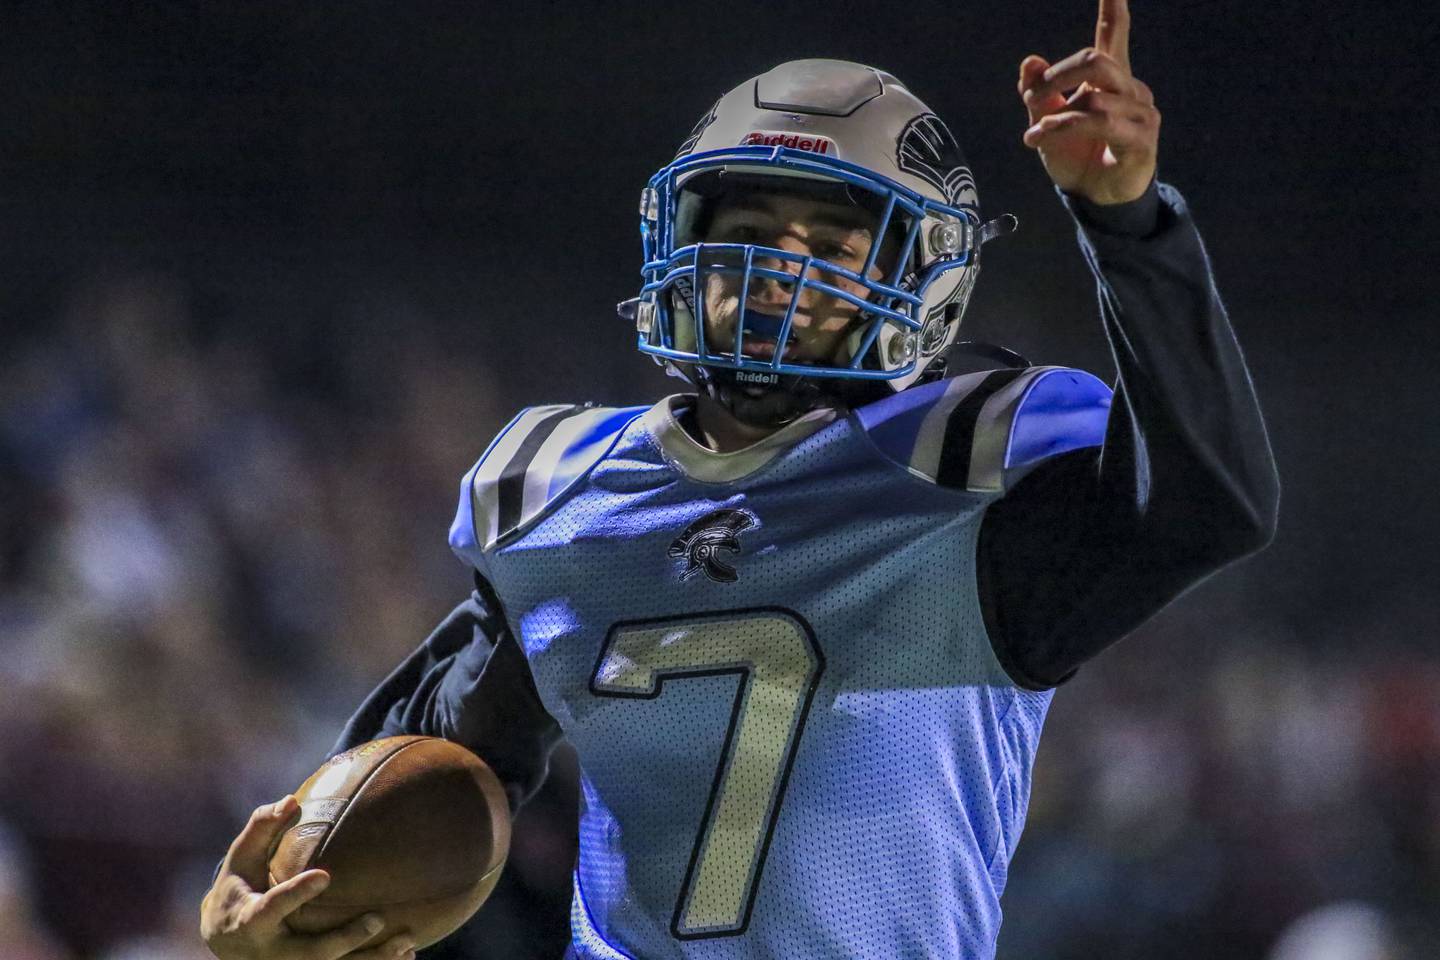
top-left (621, 59), bottom-right (1016, 423)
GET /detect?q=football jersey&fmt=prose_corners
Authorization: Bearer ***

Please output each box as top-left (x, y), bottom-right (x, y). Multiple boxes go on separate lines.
top-left (447, 366), bottom-right (1110, 960)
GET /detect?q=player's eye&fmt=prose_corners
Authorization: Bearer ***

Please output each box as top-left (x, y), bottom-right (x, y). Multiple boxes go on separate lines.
top-left (710, 220), bottom-right (765, 244)
top-left (815, 242), bottom-right (858, 262)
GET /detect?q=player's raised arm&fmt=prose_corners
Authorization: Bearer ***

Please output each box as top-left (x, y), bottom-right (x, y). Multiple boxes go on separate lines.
top-left (200, 797), bottom-right (417, 960)
top-left (1017, 0), bottom-right (1159, 205)
top-left (980, 2), bottom-right (1279, 689)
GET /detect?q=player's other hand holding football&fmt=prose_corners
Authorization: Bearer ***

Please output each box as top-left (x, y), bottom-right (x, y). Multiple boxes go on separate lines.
top-left (200, 796), bottom-right (417, 960)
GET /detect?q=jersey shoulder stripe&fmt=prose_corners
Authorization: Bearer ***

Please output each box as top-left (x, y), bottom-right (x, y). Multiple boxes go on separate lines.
top-left (855, 365), bottom-right (1111, 492)
top-left (449, 403), bottom-right (647, 565)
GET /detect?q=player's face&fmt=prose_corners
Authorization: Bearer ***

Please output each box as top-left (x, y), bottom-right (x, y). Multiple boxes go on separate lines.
top-left (699, 191), bottom-right (893, 366)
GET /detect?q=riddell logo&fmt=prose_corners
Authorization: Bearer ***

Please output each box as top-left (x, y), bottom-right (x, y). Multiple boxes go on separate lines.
top-left (741, 131), bottom-right (836, 155)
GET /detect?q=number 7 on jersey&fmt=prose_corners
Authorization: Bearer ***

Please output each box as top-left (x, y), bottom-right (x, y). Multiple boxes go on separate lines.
top-left (589, 609), bottom-right (825, 939)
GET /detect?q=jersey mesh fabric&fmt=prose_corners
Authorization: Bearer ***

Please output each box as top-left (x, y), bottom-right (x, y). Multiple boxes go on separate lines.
top-left (467, 394), bottom-right (1057, 960)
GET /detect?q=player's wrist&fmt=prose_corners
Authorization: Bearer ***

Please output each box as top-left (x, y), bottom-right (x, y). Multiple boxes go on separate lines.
top-left (1061, 175), bottom-right (1161, 237)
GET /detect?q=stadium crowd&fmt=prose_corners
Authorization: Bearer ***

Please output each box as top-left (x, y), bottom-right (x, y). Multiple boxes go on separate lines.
top-left (1, 268), bottom-right (1436, 959)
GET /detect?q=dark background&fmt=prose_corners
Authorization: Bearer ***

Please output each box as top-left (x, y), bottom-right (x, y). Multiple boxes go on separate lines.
top-left (0, 2), bottom-right (1435, 958)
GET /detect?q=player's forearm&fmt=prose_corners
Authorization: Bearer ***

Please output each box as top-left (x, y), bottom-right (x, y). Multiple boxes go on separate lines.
top-left (331, 579), bottom-right (563, 812)
top-left (1064, 179), bottom-right (1280, 550)
top-left (329, 594), bottom-right (487, 753)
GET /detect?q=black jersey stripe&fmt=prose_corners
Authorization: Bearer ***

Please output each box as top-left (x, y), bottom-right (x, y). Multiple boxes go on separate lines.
top-left (494, 407), bottom-right (582, 538)
top-left (934, 368), bottom-right (1029, 489)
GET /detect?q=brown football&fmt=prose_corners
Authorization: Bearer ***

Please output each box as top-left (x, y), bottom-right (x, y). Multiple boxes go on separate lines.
top-left (267, 735), bottom-right (511, 949)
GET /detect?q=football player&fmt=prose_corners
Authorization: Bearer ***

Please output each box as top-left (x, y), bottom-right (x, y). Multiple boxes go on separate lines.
top-left (202, 1), bottom-right (1279, 958)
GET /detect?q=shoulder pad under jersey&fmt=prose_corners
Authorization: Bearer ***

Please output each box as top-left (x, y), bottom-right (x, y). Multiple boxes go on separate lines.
top-left (855, 365), bottom-right (1111, 493)
top-left (449, 403), bottom-right (647, 566)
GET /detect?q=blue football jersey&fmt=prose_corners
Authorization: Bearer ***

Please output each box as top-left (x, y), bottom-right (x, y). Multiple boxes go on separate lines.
top-left (448, 367), bottom-right (1110, 960)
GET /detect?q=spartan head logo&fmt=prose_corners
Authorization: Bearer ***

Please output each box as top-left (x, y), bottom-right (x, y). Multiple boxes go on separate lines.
top-left (918, 305), bottom-right (951, 357)
top-left (667, 508), bottom-right (757, 583)
top-left (896, 113), bottom-right (977, 210)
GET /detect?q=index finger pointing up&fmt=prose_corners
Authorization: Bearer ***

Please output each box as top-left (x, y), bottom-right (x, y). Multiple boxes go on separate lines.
top-left (1095, 0), bottom-right (1132, 73)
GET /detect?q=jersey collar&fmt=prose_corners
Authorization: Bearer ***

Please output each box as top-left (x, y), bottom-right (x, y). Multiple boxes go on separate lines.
top-left (642, 394), bottom-right (838, 483)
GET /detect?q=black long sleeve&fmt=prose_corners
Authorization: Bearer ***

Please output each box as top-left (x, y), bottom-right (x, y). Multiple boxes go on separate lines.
top-left (330, 575), bottom-right (564, 812)
top-left (979, 179), bottom-right (1281, 690)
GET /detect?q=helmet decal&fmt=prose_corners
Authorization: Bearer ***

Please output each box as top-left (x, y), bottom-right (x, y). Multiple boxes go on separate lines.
top-left (896, 114), bottom-right (975, 209)
top-left (674, 99), bottom-right (720, 160)
top-left (738, 130), bottom-right (837, 156)
top-left (918, 306), bottom-right (950, 357)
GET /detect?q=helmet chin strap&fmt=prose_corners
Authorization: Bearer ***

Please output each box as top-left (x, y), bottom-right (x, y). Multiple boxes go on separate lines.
top-left (674, 362), bottom-right (890, 430)
top-left (679, 364), bottom-right (826, 428)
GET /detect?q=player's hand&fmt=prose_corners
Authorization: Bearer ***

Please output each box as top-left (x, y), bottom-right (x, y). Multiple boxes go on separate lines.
top-left (200, 796), bottom-right (418, 960)
top-left (1017, 0), bottom-right (1159, 205)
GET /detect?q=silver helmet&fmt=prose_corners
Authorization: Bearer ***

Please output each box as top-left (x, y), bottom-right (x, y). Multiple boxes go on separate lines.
top-left (624, 59), bottom-right (1016, 418)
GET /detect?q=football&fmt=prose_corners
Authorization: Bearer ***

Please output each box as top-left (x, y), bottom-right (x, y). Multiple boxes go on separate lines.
top-left (267, 735), bottom-right (511, 948)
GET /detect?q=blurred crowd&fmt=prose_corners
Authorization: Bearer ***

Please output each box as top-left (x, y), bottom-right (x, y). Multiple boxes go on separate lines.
top-left (1, 269), bottom-right (1436, 959)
